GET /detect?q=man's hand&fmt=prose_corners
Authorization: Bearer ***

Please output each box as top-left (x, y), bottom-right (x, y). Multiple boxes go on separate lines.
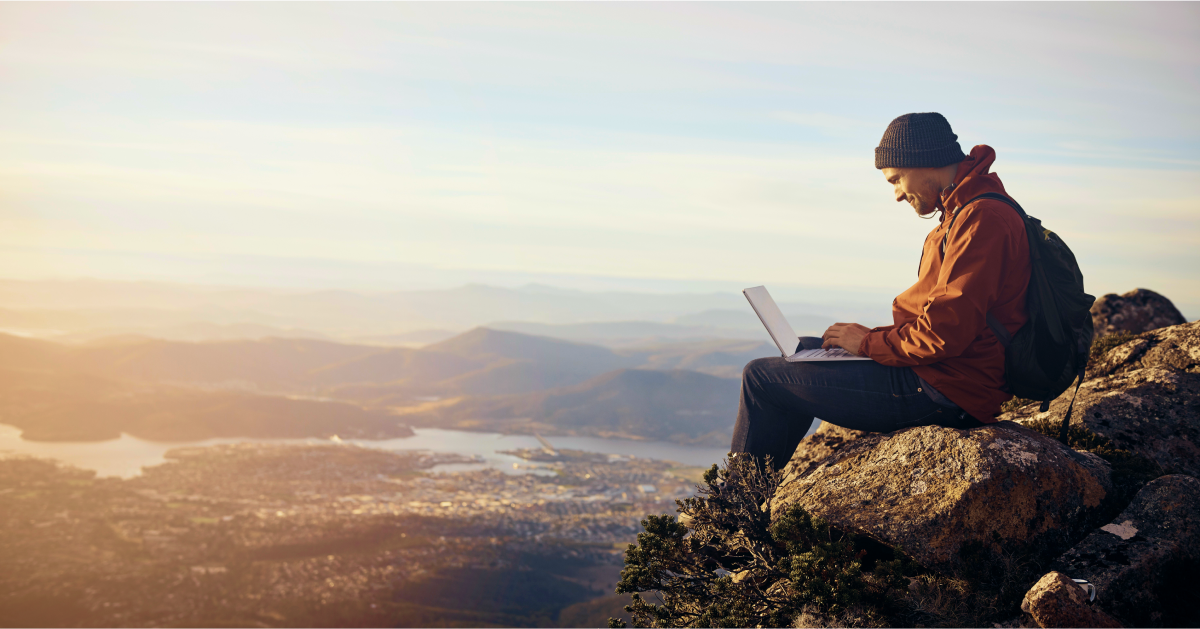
top-left (822, 322), bottom-right (871, 356)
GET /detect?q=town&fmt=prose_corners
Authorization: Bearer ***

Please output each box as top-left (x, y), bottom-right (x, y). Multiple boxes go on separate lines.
top-left (0, 442), bottom-right (708, 627)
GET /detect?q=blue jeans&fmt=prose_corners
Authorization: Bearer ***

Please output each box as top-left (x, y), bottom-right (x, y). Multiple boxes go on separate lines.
top-left (731, 337), bottom-right (983, 470)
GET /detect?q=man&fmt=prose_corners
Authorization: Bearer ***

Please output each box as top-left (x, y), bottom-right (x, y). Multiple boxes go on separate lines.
top-left (731, 112), bottom-right (1031, 470)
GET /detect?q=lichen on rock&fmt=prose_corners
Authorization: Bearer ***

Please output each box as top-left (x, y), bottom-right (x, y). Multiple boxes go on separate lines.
top-left (780, 422), bottom-right (868, 485)
top-left (770, 422), bottom-right (1112, 570)
top-left (1007, 320), bottom-right (1200, 478)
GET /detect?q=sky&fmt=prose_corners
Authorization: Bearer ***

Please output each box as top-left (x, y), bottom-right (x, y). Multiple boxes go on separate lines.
top-left (1, 3), bottom-right (1198, 314)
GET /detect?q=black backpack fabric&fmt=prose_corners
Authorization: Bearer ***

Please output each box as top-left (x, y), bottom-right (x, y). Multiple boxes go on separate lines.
top-left (943, 192), bottom-right (1095, 443)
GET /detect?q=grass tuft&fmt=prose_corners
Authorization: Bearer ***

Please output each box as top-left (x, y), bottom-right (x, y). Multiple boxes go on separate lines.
top-left (1087, 330), bottom-right (1140, 368)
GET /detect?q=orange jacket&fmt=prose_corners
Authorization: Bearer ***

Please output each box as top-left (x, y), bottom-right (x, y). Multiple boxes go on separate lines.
top-left (859, 145), bottom-right (1030, 422)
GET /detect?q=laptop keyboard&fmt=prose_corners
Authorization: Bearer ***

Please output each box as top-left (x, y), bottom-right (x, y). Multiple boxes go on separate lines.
top-left (792, 348), bottom-right (861, 359)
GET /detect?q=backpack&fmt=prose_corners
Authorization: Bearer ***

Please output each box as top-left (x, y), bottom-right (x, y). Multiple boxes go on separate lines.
top-left (943, 192), bottom-right (1095, 443)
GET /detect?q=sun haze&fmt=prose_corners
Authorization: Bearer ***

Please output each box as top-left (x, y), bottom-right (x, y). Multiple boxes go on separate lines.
top-left (0, 3), bottom-right (1196, 314)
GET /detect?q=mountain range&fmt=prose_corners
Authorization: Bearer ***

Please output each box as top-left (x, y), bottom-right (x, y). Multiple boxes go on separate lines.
top-left (403, 368), bottom-right (740, 445)
top-left (0, 327), bottom-right (769, 445)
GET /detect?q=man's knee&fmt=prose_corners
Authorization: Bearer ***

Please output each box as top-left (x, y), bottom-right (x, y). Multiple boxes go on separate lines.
top-left (741, 357), bottom-right (785, 389)
top-left (742, 356), bottom-right (772, 379)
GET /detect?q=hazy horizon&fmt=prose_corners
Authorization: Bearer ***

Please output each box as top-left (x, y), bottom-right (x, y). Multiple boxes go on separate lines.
top-left (0, 276), bottom-right (903, 346)
top-left (3, 3), bottom-right (1197, 320)
top-left (0, 275), bottom-right (1191, 343)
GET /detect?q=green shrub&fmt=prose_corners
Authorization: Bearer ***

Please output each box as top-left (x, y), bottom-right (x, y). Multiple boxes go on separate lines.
top-left (610, 455), bottom-right (918, 628)
top-left (610, 454), bottom-right (1092, 628)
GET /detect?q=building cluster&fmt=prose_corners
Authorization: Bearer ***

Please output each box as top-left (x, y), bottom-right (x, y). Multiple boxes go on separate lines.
top-left (0, 442), bottom-right (707, 626)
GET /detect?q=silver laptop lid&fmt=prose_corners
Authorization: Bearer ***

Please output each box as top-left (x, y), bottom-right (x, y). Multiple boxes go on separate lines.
top-left (743, 285), bottom-right (799, 357)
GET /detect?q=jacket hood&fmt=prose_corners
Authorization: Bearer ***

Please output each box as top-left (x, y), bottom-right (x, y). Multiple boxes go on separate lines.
top-left (941, 145), bottom-right (1007, 216)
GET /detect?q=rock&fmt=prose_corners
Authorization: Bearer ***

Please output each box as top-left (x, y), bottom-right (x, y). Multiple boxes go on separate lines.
top-left (1006, 320), bottom-right (1200, 476)
top-left (770, 422), bottom-right (1111, 570)
top-left (1020, 571), bottom-right (1122, 628)
top-left (1093, 319), bottom-right (1200, 377)
top-left (1091, 288), bottom-right (1187, 335)
top-left (780, 422), bottom-right (867, 485)
top-left (1048, 475), bottom-right (1200, 628)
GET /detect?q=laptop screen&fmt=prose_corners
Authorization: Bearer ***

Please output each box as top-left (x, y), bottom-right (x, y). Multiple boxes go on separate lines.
top-left (743, 286), bottom-right (799, 357)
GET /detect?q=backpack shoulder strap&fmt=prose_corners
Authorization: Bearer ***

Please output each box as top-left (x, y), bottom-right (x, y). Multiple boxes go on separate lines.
top-left (1059, 369), bottom-right (1086, 444)
top-left (940, 192), bottom-right (1027, 257)
top-left (964, 191), bottom-right (1028, 218)
top-left (940, 213), bottom-right (959, 257)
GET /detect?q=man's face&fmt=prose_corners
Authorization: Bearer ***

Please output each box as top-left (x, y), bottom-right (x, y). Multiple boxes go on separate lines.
top-left (882, 167), bottom-right (940, 217)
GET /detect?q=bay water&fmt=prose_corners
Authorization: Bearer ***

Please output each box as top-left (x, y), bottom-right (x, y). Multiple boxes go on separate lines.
top-left (0, 423), bottom-right (810, 479)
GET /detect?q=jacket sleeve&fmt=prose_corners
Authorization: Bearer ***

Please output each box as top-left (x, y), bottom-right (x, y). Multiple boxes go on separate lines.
top-left (858, 205), bottom-right (1013, 366)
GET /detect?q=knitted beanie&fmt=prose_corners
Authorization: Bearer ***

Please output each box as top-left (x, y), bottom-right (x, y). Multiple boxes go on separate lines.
top-left (874, 112), bottom-right (966, 169)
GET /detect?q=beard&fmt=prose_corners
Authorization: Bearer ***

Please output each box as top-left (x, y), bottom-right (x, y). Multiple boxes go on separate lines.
top-left (909, 195), bottom-right (937, 217)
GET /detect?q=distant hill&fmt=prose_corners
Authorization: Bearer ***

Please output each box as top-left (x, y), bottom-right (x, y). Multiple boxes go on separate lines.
top-left (426, 327), bottom-right (632, 368)
top-left (433, 359), bottom-right (610, 397)
top-left (321, 329), bottom-right (643, 401)
top-left (0, 332), bottom-right (381, 390)
top-left (0, 333), bottom-right (68, 372)
top-left (0, 367), bottom-right (412, 442)
top-left (404, 368), bottom-right (740, 446)
top-left (2, 328), bottom-right (645, 395)
top-left (306, 347), bottom-right (485, 388)
top-left (0, 328), bottom-right (755, 445)
top-left (1, 324), bottom-right (766, 398)
top-left (616, 339), bottom-right (777, 379)
top-left (67, 337), bottom-right (382, 391)
top-left (350, 329), bottom-right (459, 347)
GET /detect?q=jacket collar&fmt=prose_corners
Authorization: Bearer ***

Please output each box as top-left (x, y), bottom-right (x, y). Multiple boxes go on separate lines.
top-left (939, 145), bottom-right (1004, 219)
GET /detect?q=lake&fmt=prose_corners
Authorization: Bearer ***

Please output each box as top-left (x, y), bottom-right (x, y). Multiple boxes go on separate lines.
top-left (0, 423), bottom-right (824, 479)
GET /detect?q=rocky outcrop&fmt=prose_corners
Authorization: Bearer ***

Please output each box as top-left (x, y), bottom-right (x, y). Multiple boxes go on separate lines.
top-left (770, 422), bottom-right (1111, 570)
top-left (1021, 571), bottom-right (1122, 628)
top-left (752, 320), bottom-right (1200, 622)
top-left (781, 421), bottom-right (867, 479)
top-left (1047, 474), bottom-right (1200, 628)
top-left (1091, 288), bottom-right (1187, 335)
top-left (1006, 320), bottom-right (1200, 476)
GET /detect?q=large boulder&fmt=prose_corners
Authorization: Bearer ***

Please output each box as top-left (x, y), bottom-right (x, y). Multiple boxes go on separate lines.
top-left (1048, 474), bottom-right (1200, 627)
top-left (1007, 320), bottom-right (1200, 477)
top-left (1091, 288), bottom-right (1187, 335)
top-left (770, 422), bottom-right (1111, 570)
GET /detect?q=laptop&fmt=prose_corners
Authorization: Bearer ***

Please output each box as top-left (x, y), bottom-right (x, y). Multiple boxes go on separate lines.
top-left (743, 285), bottom-right (871, 362)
